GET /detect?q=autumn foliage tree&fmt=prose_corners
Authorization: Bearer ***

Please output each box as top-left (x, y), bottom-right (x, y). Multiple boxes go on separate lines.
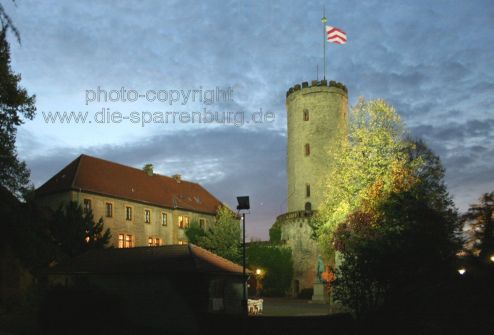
top-left (315, 98), bottom-right (461, 316)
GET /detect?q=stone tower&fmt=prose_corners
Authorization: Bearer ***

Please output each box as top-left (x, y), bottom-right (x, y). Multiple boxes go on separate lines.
top-left (273, 79), bottom-right (348, 296)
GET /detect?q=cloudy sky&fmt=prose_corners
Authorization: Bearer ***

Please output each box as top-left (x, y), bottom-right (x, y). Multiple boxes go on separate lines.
top-left (4, 0), bottom-right (493, 239)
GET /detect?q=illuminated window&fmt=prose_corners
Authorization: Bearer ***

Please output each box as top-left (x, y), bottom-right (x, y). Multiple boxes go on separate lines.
top-left (161, 212), bottom-right (167, 226)
top-left (125, 206), bottom-right (132, 221)
top-left (148, 237), bottom-right (161, 247)
top-left (83, 199), bottom-right (92, 214)
top-left (303, 109), bottom-right (309, 121)
top-left (178, 215), bottom-right (189, 229)
top-left (118, 234), bottom-right (133, 248)
top-left (306, 184), bottom-right (310, 197)
top-left (144, 209), bottom-right (151, 223)
top-left (178, 240), bottom-right (186, 245)
top-left (125, 234), bottom-right (133, 248)
top-left (305, 143), bottom-right (310, 156)
top-left (105, 202), bottom-right (113, 217)
top-left (199, 218), bottom-right (206, 229)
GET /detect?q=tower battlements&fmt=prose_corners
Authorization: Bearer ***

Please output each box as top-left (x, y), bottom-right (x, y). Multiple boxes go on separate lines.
top-left (286, 80), bottom-right (348, 98)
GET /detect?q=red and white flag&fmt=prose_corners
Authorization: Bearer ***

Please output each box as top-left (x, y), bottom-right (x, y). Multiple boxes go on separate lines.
top-left (326, 26), bottom-right (347, 44)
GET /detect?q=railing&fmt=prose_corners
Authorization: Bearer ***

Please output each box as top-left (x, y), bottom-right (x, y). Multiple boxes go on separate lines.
top-left (276, 210), bottom-right (318, 222)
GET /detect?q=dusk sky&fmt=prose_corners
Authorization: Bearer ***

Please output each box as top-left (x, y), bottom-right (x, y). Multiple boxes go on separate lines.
top-left (4, 0), bottom-right (493, 240)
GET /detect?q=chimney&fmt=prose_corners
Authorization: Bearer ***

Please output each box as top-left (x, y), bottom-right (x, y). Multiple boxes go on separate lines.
top-left (143, 164), bottom-right (154, 176)
top-left (172, 174), bottom-right (181, 183)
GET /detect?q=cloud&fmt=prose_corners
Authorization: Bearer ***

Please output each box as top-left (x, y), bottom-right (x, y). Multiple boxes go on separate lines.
top-left (5, 0), bottom-right (493, 237)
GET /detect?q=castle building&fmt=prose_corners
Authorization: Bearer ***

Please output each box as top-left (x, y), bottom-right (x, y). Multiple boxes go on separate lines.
top-left (36, 154), bottom-right (224, 247)
top-left (273, 79), bottom-right (348, 296)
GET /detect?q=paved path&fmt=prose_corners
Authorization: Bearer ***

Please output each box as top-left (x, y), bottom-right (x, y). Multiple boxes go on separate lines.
top-left (261, 297), bottom-right (331, 316)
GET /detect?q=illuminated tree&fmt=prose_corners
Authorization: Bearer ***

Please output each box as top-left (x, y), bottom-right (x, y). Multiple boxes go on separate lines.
top-left (315, 98), bottom-right (421, 257)
top-left (316, 98), bottom-right (461, 317)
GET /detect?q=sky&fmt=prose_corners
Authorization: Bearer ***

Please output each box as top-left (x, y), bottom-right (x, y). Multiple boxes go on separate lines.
top-left (3, 0), bottom-right (494, 240)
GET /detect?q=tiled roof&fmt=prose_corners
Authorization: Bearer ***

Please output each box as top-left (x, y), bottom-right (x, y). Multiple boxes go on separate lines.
top-left (48, 244), bottom-right (246, 276)
top-left (36, 154), bottom-right (223, 214)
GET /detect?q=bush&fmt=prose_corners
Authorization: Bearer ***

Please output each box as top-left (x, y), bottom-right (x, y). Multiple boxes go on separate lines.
top-left (247, 243), bottom-right (293, 297)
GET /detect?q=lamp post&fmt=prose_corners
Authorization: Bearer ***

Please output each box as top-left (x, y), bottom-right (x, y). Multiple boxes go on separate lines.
top-left (236, 196), bottom-right (250, 314)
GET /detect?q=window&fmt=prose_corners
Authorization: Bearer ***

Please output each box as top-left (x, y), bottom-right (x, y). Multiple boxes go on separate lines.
top-left (161, 212), bottom-right (168, 226)
top-left (178, 240), bottom-right (186, 245)
top-left (178, 215), bottom-right (189, 229)
top-left (83, 199), bottom-right (91, 214)
top-left (125, 234), bottom-right (134, 248)
top-left (305, 202), bottom-right (312, 212)
top-left (306, 184), bottom-right (311, 197)
top-left (144, 209), bottom-right (151, 223)
top-left (105, 202), bottom-right (113, 217)
top-left (148, 237), bottom-right (161, 247)
top-left (199, 218), bottom-right (206, 229)
top-left (118, 234), bottom-right (134, 248)
top-left (305, 143), bottom-right (310, 156)
top-left (125, 206), bottom-right (132, 221)
top-left (118, 234), bottom-right (124, 248)
top-left (303, 109), bottom-right (309, 121)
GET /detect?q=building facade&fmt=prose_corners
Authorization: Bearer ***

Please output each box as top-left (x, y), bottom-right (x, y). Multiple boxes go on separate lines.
top-left (36, 154), bottom-right (224, 248)
top-left (273, 79), bottom-right (348, 295)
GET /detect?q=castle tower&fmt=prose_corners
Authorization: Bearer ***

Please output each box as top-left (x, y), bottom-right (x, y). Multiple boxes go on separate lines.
top-left (272, 79), bottom-right (348, 296)
top-left (287, 80), bottom-right (348, 213)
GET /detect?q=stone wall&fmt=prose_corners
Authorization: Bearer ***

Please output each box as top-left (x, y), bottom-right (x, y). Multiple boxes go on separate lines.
top-left (275, 212), bottom-right (319, 295)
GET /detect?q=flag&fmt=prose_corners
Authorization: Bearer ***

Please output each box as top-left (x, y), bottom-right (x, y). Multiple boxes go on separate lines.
top-left (326, 26), bottom-right (347, 44)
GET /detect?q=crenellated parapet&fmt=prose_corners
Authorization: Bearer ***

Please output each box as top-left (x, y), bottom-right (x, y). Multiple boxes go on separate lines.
top-left (286, 79), bottom-right (348, 98)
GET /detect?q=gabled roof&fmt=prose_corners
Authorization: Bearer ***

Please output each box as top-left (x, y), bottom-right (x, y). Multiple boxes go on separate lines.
top-left (35, 154), bottom-right (223, 215)
top-left (48, 244), bottom-right (246, 276)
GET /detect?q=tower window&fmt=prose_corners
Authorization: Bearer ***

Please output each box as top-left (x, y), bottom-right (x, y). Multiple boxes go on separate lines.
top-left (305, 143), bottom-right (310, 156)
top-left (303, 109), bottom-right (309, 121)
top-left (305, 202), bottom-right (312, 212)
top-left (306, 184), bottom-right (311, 197)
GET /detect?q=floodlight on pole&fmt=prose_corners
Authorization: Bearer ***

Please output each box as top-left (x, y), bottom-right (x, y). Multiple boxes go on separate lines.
top-left (236, 195), bottom-right (250, 317)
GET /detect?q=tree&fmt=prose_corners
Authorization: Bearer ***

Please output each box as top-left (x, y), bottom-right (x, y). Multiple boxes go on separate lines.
top-left (462, 192), bottom-right (494, 261)
top-left (49, 201), bottom-right (111, 257)
top-left (185, 219), bottom-right (206, 245)
top-left (316, 98), bottom-right (461, 317)
top-left (315, 98), bottom-right (420, 258)
top-left (196, 206), bottom-right (241, 263)
top-left (332, 189), bottom-right (461, 318)
top-left (0, 24), bottom-right (36, 198)
top-left (0, 1), bottom-right (20, 43)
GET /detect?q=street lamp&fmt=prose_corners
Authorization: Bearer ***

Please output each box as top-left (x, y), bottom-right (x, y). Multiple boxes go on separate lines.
top-left (490, 255), bottom-right (494, 263)
top-left (236, 196), bottom-right (250, 314)
top-left (458, 268), bottom-right (466, 275)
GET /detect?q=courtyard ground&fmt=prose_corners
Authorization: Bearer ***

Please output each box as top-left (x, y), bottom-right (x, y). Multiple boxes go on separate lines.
top-left (260, 297), bottom-right (332, 316)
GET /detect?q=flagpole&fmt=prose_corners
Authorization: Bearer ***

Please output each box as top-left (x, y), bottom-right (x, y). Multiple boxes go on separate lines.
top-left (322, 8), bottom-right (327, 80)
